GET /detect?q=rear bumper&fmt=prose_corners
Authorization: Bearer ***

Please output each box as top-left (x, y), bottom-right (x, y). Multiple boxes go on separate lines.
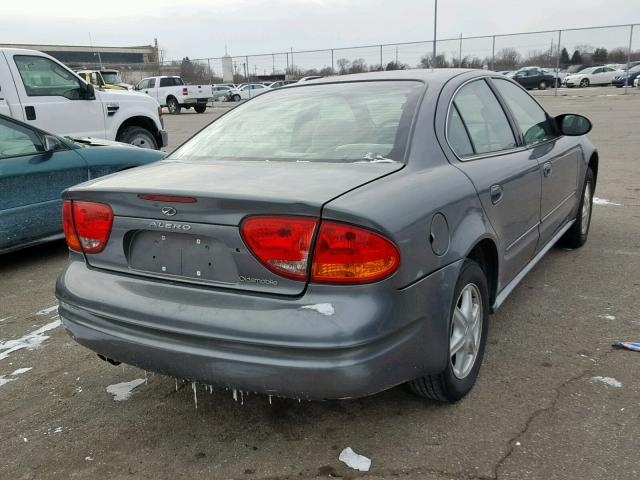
top-left (158, 129), bottom-right (168, 148)
top-left (181, 97), bottom-right (211, 105)
top-left (55, 256), bottom-right (461, 400)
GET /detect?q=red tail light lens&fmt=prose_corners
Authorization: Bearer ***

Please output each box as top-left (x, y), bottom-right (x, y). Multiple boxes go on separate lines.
top-left (241, 215), bottom-right (400, 284)
top-left (62, 200), bottom-right (113, 253)
top-left (182, 87), bottom-right (188, 96)
top-left (241, 216), bottom-right (317, 280)
top-left (311, 221), bottom-right (400, 283)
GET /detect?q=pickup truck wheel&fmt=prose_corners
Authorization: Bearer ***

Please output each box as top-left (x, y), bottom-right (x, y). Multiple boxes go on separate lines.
top-left (232, 94), bottom-right (241, 102)
top-left (560, 168), bottom-right (594, 249)
top-left (167, 97), bottom-right (181, 114)
top-left (194, 104), bottom-right (207, 113)
top-left (408, 259), bottom-right (489, 402)
top-left (116, 126), bottom-right (158, 150)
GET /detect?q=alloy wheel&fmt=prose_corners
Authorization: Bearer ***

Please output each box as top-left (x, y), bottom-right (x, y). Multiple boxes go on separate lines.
top-left (581, 182), bottom-right (592, 235)
top-left (450, 283), bottom-right (483, 379)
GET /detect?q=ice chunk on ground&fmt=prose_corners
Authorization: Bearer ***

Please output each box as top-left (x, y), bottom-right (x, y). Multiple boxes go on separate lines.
top-left (36, 305), bottom-right (59, 316)
top-left (0, 320), bottom-right (61, 361)
top-left (598, 314), bottom-right (616, 320)
top-left (339, 447), bottom-right (371, 472)
top-left (0, 376), bottom-right (15, 387)
top-left (300, 303), bottom-right (335, 316)
top-left (106, 378), bottom-right (146, 401)
top-left (591, 376), bottom-right (622, 388)
top-left (10, 367), bottom-right (32, 375)
top-left (593, 197), bottom-right (622, 206)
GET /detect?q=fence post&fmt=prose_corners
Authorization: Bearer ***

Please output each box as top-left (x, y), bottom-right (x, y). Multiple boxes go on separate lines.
top-left (625, 24), bottom-right (634, 95)
top-left (554, 30), bottom-right (562, 97)
top-left (380, 45), bottom-right (383, 70)
top-left (331, 49), bottom-right (334, 73)
top-left (286, 53), bottom-right (289, 77)
top-left (246, 56), bottom-right (251, 98)
top-left (491, 35), bottom-right (496, 71)
top-left (458, 33), bottom-right (463, 67)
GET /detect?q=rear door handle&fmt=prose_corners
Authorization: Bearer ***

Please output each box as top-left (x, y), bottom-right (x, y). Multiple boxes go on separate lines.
top-left (490, 184), bottom-right (503, 205)
top-left (543, 161), bottom-right (553, 177)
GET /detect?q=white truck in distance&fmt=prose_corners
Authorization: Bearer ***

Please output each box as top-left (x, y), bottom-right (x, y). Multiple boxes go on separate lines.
top-left (135, 76), bottom-right (212, 114)
top-left (0, 49), bottom-right (167, 149)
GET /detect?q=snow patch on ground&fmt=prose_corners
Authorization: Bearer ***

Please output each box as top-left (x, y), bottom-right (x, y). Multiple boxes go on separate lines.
top-left (593, 196), bottom-right (622, 206)
top-left (300, 303), bottom-right (335, 316)
top-left (0, 316), bottom-right (11, 322)
top-left (0, 376), bottom-right (15, 387)
top-left (106, 378), bottom-right (146, 401)
top-left (36, 305), bottom-right (59, 316)
top-left (598, 314), bottom-right (616, 320)
top-left (339, 447), bottom-right (371, 472)
top-left (0, 320), bottom-right (61, 361)
top-left (10, 367), bottom-right (32, 375)
top-left (591, 376), bottom-right (623, 388)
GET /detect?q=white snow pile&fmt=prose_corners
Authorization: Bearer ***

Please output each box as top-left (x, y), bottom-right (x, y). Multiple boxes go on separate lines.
top-left (10, 367), bottom-right (32, 375)
top-left (106, 378), bottom-right (146, 401)
top-left (300, 303), bottom-right (335, 316)
top-left (591, 376), bottom-right (623, 388)
top-left (593, 197), bottom-right (622, 206)
top-left (339, 447), bottom-right (371, 472)
top-left (36, 305), bottom-right (59, 316)
top-left (0, 320), bottom-right (61, 361)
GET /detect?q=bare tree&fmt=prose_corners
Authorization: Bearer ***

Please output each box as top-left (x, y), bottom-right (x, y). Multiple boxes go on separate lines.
top-left (493, 48), bottom-right (521, 70)
top-left (336, 58), bottom-right (351, 75)
top-left (349, 58), bottom-right (367, 73)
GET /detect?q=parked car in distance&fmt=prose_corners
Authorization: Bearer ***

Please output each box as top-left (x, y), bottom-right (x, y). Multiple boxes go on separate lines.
top-left (497, 70), bottom-right (514, 76)
top-left (56, 69), bottom-right (597, 403)
top-left (136, 76), bottom-right (212, 114)
top-left (0, 49), bottom-right (167, 149)
top-left (227, 83), bottom-right (271, 101)
top-left (268, 80), bottom-right (297, 89)
top-left (76, 70), bottom-right (127, 90)
top-left (564, 66), bottom-right (620, 87)
top-left (511, 67), bottom-right (557, 90)
top-left (612, 64), bottom-right (640, 87)
top-left (297, 76), bottom-right (322, 82)
top-left (212, 85), bottom-right (232, 101)
top-left (0, 113), bottom-right (165, 255)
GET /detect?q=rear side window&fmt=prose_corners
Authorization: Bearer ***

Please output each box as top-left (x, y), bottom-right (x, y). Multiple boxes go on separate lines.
top-left (451, 79), bottom-right (516, 156)
top-left (447, 106), bottom-right (474, 157)
top-left (159, 78), bottom-right (171, 87)
top-left (14, 55), bottom-right (83, 99)
top-left (493, 79), bottom-right (556, 146)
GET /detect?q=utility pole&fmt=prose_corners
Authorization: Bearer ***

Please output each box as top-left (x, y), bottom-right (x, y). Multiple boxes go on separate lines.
top-left (432, 0), bottom-right (438, 68)
top-left (625, 25), bottom-right (634, 94)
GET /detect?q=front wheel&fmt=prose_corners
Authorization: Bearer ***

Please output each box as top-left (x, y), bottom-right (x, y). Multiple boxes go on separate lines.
top-left (579, 78), bottom-right (590, 88)
top-left (232, 94), bottom-right (241, 102)
top-left (408, 259), bottom-right (489, 402)
top-left (116, 126), bottom-right (158, 150)
top-left (194, 104), bottom-right (207, 113)
top-left (560, 168), bottom-right (594, 249)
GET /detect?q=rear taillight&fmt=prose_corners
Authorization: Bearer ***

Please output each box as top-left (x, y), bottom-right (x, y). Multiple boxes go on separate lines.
top-left (241, 216), bottom-right (400, 284)
top-left (62, 200), bottom-right (113, 254)
top-left (240, 216), bottom-right (317, 280)
top-left (182, 87), bottom-right (188, 96)
top-left (311, 221), bottom-right (400, 283)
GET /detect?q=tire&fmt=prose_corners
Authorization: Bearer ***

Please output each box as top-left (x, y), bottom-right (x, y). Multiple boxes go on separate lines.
top-left (116, 126), bottom-right (158, 150)
top-left (559, 168), bottom-right (594, 249)
top-left (167, 97), bottom-right (181, 114)
top-left (232, 94), bottom-right (241, 102)
top-left (579, 78), bottom-right (590, 88)
top-left (408, 259), bottom-right (490, 402)
top-left (194, 104), bottom-right (207, 113)
top-left (538, 80), bottom-right (547, 90)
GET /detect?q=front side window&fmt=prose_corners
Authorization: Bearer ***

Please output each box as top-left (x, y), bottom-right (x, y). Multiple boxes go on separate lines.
top-left (148, 78), bottom-right (156, 88)
top-left (14, 55), bottom-right (84, 99)
top-left (493, 79), bottom-right (555, 146)
top-left (136, 79), bottom-right (148, 90)
top-left (451, 79), bottom-right (516, 156)
top-left (0, 118), bottom-right (43, 158)
top-left (171, 81), bottom-right (423, 163)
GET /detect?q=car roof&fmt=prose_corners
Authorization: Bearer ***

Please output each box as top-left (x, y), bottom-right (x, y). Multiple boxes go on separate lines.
top-left (297, 68), bottom-right (475, 88)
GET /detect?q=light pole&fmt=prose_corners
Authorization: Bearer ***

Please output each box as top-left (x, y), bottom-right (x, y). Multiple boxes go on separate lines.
top-left (432, 0), bottom-right (438, 67)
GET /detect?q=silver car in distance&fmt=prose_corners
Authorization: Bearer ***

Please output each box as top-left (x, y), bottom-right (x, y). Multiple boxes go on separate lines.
top-left (56, 69), bottom-right (598, 402)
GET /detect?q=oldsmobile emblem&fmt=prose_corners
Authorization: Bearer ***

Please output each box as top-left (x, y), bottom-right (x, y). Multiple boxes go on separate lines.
top-left (161, 206), bottom-right (177, 216)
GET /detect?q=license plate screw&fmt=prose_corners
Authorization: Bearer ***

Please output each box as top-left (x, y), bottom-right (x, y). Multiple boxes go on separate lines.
top-left (196, 239), bottom-right (201, 245)
top-left (161, 235), bottom-right (166, 241)
top-left (196, 270), bottom-right (201, 277)
top-left (162, 266), bottom-right (167, 272)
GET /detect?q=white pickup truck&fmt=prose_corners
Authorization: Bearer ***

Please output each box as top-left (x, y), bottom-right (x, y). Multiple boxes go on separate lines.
top-left (135, 76), bottom-right (212, 114)
top-left (0, 49), bottom-right (167, 149)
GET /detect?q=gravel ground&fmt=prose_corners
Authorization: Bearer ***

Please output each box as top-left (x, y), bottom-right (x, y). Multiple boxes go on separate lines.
top-left (1, 88), bottom-right (638, 480)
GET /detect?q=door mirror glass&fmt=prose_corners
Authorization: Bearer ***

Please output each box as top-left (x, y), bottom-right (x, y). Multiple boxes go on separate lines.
top-left (556, 114), bottom-right (592, 136)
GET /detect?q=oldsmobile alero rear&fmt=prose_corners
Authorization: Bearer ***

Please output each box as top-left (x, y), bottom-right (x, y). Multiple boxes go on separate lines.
top-left (55, 69), bottom-right (598, 402)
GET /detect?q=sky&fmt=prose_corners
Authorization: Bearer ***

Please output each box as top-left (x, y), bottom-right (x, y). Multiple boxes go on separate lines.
top-left (1, 0), bottom-right (638, 61)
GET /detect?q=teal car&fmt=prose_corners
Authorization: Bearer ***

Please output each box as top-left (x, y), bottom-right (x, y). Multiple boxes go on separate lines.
top-left (0, 114), bottom-right (166, 254)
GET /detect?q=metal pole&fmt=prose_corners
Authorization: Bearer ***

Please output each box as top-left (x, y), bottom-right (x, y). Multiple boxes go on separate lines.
top-left (286, 53), bottom-right (289, 77)
top-left (491, 35), bottom-right (496, 71)
top-left (272, 54), bottom-right (275, 75)
top-left (625, 25), bottom-right (634, 95)
top-left (554, 30), bottom-right (562, 97)
top-left (246, 56), bottom-right (251, 98)
top-left (331, 49), bottom-right (334, 73)
top-left (458, 33), bottom-right (463, 67)
top-left (380, 44), bottom-right (383, 70)
top-left (290, 47), bottom-right (294, 76)
top-left (207, 58), bottom-right (211, 82)
top-left (432, 0), bottom-right (438, 67)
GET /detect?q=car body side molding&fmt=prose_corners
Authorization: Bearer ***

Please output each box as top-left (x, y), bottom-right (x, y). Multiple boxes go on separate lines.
top-left (492, 219), bottom-right (575, 311)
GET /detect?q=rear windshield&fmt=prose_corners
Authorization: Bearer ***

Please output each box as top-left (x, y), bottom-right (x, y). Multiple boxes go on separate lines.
top-left (171, 81), bottom-right (423, 163)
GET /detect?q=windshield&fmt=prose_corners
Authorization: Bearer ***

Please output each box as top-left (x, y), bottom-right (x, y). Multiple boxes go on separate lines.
top-left (171, 81), bottom-right (423, 163)
top-left (101, 72), bottom-right (123, 84)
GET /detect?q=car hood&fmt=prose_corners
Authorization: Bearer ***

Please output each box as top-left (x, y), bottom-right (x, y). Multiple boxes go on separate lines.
top-left (67, 136), bottom-right (133, 148)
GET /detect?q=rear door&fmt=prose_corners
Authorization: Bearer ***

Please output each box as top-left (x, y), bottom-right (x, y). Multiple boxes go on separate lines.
top-left (446, 78), bottom-right (541, 286)
top-left (0, 116), bottom-right (87, 250)
top-left (7, 53), bottom-right (105, 139)
top-left (491, 77), bottom-right (580, 249)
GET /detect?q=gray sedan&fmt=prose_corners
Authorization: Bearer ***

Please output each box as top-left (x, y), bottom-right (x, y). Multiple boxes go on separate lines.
top-left (55, 69), bottom-right (597, 402)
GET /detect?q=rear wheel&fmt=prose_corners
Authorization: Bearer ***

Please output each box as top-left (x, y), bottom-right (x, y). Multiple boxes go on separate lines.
top-left (560, 168), bottom-right (594, 249)
top-left (116, 126), bottom-right (158, 150)
top-left (408, 259), bottom-right (489, 402)
top-left (579, 78), bottom-right (590, 88)
top-left (167, 97), bottom-right (181, 114)
top-left (538, 80), bottom-right (547, 90)
top-left (194, 104), bottom-right (207, 113)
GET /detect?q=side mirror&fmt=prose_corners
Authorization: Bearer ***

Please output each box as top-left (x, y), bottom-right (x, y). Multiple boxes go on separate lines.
top-left (43, 135), bottom-right (62, 153)
top-left (82, 82), bottom-right (96, 100)
top-left (556, 114), bottom-right (592, 136)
